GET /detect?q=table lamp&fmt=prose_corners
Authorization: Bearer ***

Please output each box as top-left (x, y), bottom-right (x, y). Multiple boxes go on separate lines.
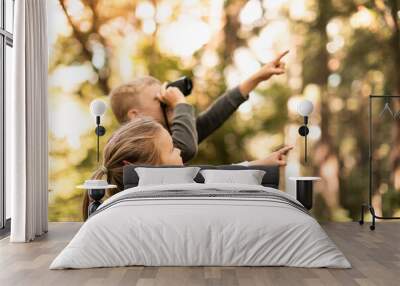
top-left (297, 99), bottom-right (314, 163)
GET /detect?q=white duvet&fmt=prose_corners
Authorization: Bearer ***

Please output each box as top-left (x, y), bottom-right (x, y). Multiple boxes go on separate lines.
top-left (50, 183), bottom-right (351, 269)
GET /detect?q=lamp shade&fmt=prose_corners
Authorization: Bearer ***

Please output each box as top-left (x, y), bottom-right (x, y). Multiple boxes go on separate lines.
top-left (90, 99), bottom-right (107, 117)
top-left (297, 100), bottom-right (314, 117)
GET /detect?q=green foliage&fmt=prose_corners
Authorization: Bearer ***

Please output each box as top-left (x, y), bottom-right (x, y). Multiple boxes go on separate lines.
top-left (48, 0), bottom-right (400, 222)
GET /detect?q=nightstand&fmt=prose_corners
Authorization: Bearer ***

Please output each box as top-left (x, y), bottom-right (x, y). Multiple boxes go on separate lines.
top-left (77, 180), bottom-right (117, 216)
top-left (289, 177), bottom-right (321, 210)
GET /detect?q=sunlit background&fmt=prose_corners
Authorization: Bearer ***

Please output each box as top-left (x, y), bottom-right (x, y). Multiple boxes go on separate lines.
top-left (48, 0), bottom-right (400, 222)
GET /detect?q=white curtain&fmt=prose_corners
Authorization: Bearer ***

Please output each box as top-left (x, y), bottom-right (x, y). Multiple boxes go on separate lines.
top-left (7, 0), bottom-right (48, 242)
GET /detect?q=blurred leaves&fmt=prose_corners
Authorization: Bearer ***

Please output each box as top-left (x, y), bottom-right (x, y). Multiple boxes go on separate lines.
top-left (48, 0), bottom-right (400, 222)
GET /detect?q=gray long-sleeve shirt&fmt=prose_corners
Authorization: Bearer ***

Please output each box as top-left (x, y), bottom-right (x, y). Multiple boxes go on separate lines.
top-left (171, 86), bottom-right (248, 163)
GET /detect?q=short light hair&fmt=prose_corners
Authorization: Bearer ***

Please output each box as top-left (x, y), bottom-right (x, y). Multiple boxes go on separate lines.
top-left (109, 76), bottom-right (161, 124)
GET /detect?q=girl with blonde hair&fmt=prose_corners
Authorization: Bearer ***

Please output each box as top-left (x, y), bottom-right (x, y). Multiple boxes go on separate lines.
top-left (82, 116), bottom-right (183, 220)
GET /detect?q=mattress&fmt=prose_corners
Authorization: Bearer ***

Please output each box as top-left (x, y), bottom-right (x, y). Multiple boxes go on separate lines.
top-left (50, 183), bottom-right (351, 269)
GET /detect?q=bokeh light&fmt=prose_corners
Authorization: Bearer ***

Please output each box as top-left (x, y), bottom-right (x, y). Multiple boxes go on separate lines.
top-left (47, 0), bottom-right (400, 222)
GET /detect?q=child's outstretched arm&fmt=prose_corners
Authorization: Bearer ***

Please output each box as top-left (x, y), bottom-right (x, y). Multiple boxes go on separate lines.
top-left (196, 86), bottom-right (248, 143)
top-left (196, 50), bottom-right (289, 143)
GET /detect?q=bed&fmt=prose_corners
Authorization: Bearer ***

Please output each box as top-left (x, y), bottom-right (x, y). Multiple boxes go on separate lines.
top-left (50, 165), bottom-right (351, 269)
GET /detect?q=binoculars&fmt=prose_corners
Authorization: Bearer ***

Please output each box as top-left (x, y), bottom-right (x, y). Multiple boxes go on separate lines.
top-left (161, 76), bottom-right (193, 131)
top-left (166, 76), bottom-right (193, 96)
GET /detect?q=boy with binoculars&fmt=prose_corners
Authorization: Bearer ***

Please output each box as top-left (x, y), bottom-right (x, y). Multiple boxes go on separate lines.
top-left (109, 50), bottom-right (292, 165)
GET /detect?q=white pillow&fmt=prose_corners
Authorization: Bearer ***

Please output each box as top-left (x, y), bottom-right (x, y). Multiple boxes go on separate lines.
top-left (200, 169), bottom-right (266, 185)
top-left (135, 167), bottom-right (200, 186)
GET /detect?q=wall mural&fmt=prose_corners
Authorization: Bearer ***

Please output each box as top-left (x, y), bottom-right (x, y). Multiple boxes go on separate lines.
top-left (48, 0), bottom-right (400, 222)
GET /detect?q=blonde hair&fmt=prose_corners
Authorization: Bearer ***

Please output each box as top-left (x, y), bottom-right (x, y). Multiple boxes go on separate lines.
top-left (82, 116), bottom-right (164, 220)
top-left (109, 76), bottom-right (161, 124)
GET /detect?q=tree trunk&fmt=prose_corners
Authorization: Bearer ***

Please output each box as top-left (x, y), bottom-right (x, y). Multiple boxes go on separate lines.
top-left (311, 0), bottom-right (342, 218)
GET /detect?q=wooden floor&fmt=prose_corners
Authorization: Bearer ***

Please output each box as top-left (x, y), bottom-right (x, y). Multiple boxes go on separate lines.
top-left (0, 222), bottom-right (399, 286)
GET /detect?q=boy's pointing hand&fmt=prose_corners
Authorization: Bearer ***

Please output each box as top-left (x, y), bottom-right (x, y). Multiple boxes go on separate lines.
top-left (239, 50), bottom-right (289, 96)
top-left (254, 50), bottom-right (289, 81)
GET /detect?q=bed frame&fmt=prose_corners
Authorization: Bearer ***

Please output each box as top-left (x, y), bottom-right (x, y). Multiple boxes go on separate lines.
top-left (87, 165), bottom-right (280, 216)
top-left (122, 165), bottom-right (280, 190)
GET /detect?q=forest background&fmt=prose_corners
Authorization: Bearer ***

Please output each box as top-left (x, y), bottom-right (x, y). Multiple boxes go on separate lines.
top-left (47, 0), bottom-right (400, 222)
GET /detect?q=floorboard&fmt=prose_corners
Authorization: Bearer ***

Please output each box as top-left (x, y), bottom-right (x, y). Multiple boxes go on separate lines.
top-left (0, 222), bottom-right (399, 286)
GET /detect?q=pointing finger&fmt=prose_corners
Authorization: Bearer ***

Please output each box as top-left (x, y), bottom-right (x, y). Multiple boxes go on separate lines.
top-left (274, 50), bottom-right (289, 64)
top-left (279, 145), bottom-right (294, 154)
